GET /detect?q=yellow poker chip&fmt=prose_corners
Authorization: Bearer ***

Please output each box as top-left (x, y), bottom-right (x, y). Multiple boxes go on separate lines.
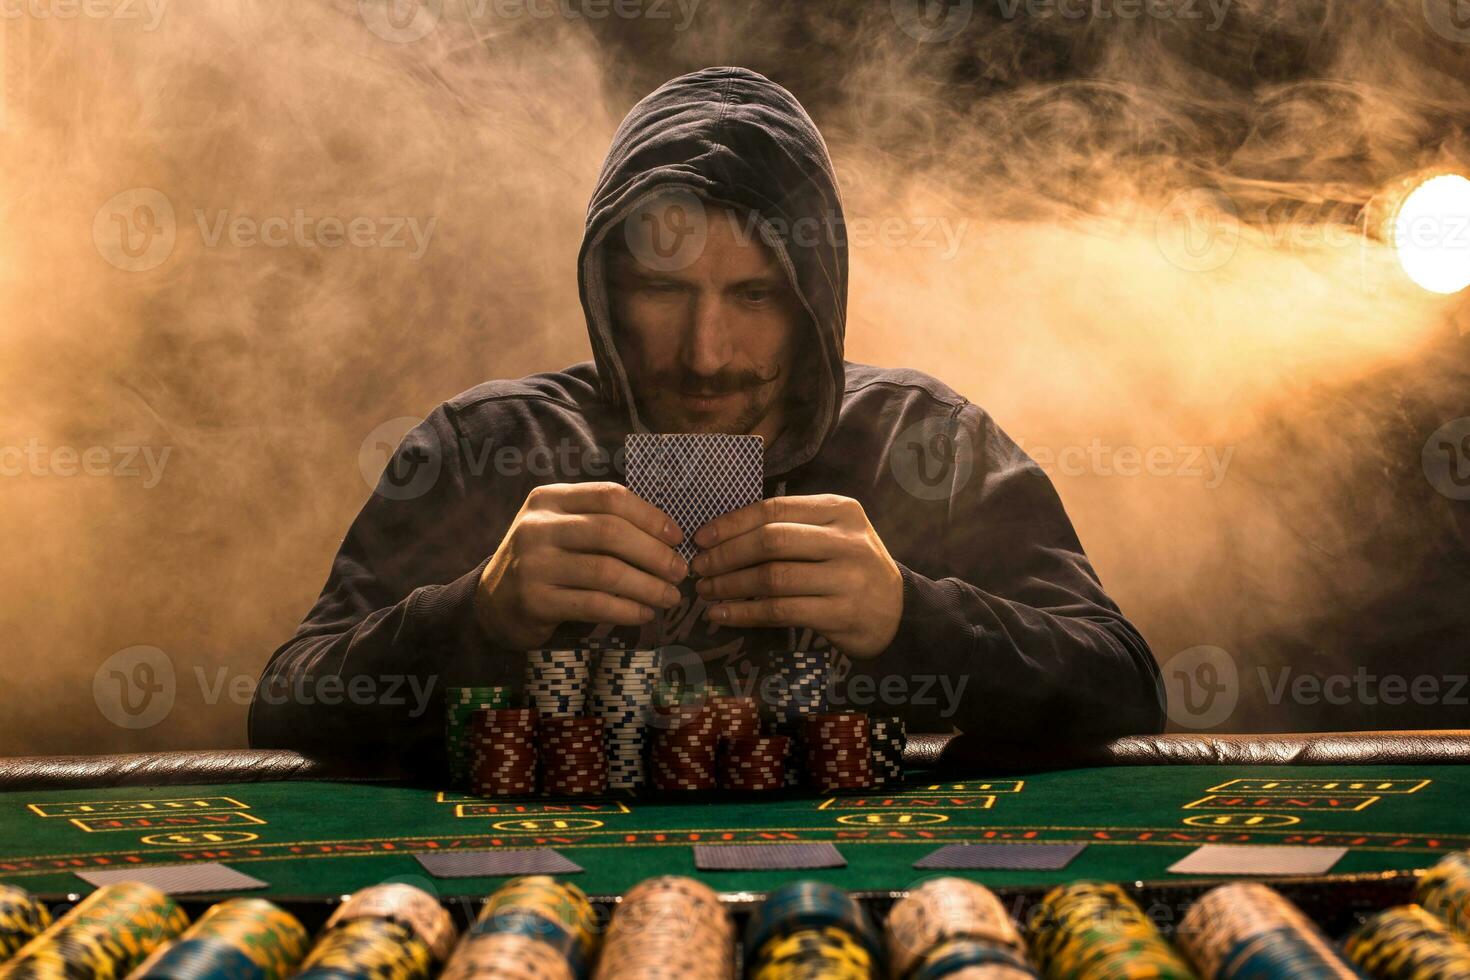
top-left (0, 886), bottom-right (52, 960)
top-left (0, 882), bottom-right (187, 980)
top-left (297, 917), bottom-right (435, 980)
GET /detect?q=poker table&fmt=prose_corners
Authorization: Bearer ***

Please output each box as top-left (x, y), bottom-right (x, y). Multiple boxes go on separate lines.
top-left (2, 731), bottom-right (1468, 935)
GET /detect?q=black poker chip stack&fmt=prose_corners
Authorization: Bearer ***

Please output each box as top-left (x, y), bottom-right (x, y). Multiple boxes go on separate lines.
top-left (868, 716), bottom-right (906, 789)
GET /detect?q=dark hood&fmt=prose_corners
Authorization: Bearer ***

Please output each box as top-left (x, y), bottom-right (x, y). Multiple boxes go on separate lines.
top-left (577, 66), bottom-right (848, 476)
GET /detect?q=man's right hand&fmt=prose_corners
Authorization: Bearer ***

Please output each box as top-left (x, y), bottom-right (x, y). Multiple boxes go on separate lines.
top-left (474, 482), bottom-right (687, 650)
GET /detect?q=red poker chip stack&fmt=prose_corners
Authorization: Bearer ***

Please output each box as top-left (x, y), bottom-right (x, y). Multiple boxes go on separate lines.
top-left (803, 713), bottom-right (873, 793)
top-left (718, 735), bottom-right (788, 791)
top-left (468, 708), bottom-right (538, 797)
top-left (710, 694), bottom-right (761, 742)
top-left (651, 701), bottom-right (720, 791)
top-left (539, 716), bottom-right (607, 796)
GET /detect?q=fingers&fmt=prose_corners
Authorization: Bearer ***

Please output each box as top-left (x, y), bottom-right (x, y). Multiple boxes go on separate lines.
top-left (696, 560), bottom-right (847, 601)
top-left (546, 482), bottom-right (684, 546)
top-left (554, 514), bottom-right (687, 582)
top-left (691, 522), bottom-right (839, 577)
top-left (545, 553), bottom-right (681, 610)
top-left (533, 586), bottom-right (657, 627)
top-left (693, 495), bottom-right (851, 549)
top-left (706, 596), bottom-right (832, 630)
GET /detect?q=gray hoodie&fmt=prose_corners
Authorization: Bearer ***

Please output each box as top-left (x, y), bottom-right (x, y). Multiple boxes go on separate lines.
top-left (249, 67), bottom-right (1165, 762)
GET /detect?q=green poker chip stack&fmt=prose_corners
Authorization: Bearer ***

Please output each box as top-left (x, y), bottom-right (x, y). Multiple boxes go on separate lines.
top-left (1030, 882), bottom-right (1198, 980)
top-left (446, 686), bottom-right (515, 789)
top-left (0, 885), bottom-right (52, 960)
top-left (0, 881), bottom-right (188, 979)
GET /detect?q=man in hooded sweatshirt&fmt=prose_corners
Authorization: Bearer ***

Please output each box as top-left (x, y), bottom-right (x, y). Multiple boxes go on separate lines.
top-left (250, 67), bottom-right (1166, 763)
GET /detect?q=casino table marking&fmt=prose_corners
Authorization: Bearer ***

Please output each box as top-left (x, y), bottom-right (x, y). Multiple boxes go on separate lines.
top-left (2, 765), bottom-right (1467, 898)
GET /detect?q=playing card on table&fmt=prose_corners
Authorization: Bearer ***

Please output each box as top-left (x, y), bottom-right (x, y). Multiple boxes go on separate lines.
top-left (1167, 844), bottom-right (1348, 876)
top-left (625, 434), bottom-right (764, 561)
top-left (76, 862), bottom-right (267, 894)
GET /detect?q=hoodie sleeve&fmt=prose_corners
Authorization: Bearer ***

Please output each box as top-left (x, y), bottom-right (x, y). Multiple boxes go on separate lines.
top-left (870, 404), bottom-right (1165, 742)
top-left (248, 405), bottom-right (508, 760)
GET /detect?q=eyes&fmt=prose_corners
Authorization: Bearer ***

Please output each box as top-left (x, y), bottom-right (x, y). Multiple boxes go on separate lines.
top-left (636, 281), bottom-right (780, 307)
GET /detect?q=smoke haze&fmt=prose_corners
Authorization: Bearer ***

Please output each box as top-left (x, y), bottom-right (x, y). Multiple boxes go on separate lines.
top-left (3, 0), bottom-right (1469, 752)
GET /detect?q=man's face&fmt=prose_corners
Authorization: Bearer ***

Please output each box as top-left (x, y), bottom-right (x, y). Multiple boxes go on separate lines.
top-left (608, 201), bottom-right (803, 440)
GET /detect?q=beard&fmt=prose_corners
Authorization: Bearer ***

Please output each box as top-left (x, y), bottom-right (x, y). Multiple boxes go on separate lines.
top-left (635, 364), bottom-right (784, 435)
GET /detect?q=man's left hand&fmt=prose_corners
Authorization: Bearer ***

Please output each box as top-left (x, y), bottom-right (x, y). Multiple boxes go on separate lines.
top-left (691, 495), bottom-right (904, 658)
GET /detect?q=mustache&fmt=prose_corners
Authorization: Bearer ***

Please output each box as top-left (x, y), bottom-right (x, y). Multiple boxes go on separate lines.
top-left (654, 365), bottom-right (783, 396)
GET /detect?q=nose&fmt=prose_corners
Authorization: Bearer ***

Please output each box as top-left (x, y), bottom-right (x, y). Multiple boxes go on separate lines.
top-left (680, 291), bottom-right (732, 378)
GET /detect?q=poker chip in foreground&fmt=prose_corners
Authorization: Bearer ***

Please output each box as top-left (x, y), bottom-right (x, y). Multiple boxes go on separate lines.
top-left (594, 875), bottom-right (734, 980)
top-left (298, 881), bottom-right (458, 980)
top-left (1344, 903), bottom-right (1470, 979)
top-left (746, 881), bottom-right (882, 979)
top-left (1028, 882), bottom-right (1193, 980)
top-left (1177, 881), bottom-right (1359, 979)
top-left (461, 876), bottom-right (600, 980)
top-left (129, 897), bottom-right (310, 980)
top-left (1418, 849), bottom-right (1470, 940)
top-left (886, 877), bottom-right (1028, 980)
top-left (0, 884), bottom-right (52, 959)
top-left (0, 881), bottom-right (187, 980)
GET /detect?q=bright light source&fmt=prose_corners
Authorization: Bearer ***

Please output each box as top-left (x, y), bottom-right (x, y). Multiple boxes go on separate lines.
top-left (1394, 173), bottom-right (1470, 294)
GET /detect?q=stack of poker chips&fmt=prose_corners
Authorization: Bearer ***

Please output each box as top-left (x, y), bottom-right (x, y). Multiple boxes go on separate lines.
top-left (1028, 882), bottom-right (1195, 979)
top-left (441, 876), bottom-right (599, 980)
top-left (295, 883), bottom-right (457, 980)
top-left (540, 717), bottom-right (608, 796)
top-left (804, 713), bottom-right (873, 793)
top-left (1418, 850), bottom-right (1470, 939)
top-left (129, 898), bottom-right (309, 980)
top-left (650, 698), bottom-right (720, 791)
top-left (745, 881), bottom-right (882, 980)
top-left (593, 876), bottom-right (735, 980)
top-left (592, 647), bottom-right (661, 790)
top-left (468, 707), bottom-right (538, 797)
top-left (0, 885), bottom-right (52, 959)
top-left (525, 649), bottom-right (594, 718)
top-left (0, 881), bottom-right (187, 980)
top-left (719, 735), bottom-right (789, 791)
top-left (868, 716), bottom-right (906, 789)
top-left (1177, 881), bottom-right (1359, 978)
top-left (885, 877), bottom-right (1034, 979)
top-left (1344, 903), bottom-right (1470, 978)
top-left (445, 685), bottom-right (514, 788)
top-left (710, 692), bottom-right (761, 741)
top-left (762, 649), bottom-right (832, 787)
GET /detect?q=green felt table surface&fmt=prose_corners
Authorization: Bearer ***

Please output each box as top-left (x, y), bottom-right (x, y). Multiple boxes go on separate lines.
top-left (1, 765), bottom-right (1466, 898)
